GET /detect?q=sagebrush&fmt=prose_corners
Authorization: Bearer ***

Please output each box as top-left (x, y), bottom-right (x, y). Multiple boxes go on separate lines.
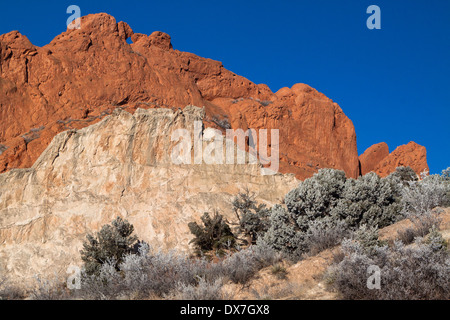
top-left (329, 236), bottom-right (450, 300)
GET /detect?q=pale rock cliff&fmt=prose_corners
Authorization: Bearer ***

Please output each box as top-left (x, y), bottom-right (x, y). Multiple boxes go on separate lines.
top-left (0, 106), bottom-right (297, 285)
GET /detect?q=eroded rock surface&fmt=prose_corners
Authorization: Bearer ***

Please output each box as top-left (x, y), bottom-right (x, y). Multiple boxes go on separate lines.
top-left (0, 13), bottom-right (364, 180)
top-left (0, 106), bottom-right (298, 285)
top-left (360, 141), bottom-right (429, 177)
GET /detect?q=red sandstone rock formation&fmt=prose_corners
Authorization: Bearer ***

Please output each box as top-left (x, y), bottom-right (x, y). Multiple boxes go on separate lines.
top-left (359, 141), bottom-right (429, 177)
top-left (359, 142), bottom-right (390, 176)
top-left (0, 13), bottom-right (426, 179)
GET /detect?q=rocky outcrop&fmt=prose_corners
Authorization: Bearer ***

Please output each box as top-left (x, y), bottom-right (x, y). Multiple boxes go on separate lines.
top-left (359, 141), bottom-right (429, 177)
top-left (359, 142), bottom-right (390, 176)
top-left (0, 13), bottom-right (362, 180)
top-left (374, 142), bottom-right (429, 177)
top-left (0, 106), bottom-right (298, 285)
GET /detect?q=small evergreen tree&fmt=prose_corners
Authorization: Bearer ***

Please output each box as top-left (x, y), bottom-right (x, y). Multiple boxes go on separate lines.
top-left (188, 211), bottom-right (236, 256)
top-left (80, 217), bottom-right (140, 276)
top-left (232, 189), bottom-right (270, 245)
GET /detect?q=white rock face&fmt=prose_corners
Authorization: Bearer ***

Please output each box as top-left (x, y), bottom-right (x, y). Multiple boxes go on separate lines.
top-left (0, 106), bottom-right (297, 285)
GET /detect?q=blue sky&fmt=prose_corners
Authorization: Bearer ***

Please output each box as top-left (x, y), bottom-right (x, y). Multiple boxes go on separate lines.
top-left (1, 0), bottom-right (449, 173)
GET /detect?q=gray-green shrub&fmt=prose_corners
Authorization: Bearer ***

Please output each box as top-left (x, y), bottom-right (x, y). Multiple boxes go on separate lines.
top-left (401, 168), bottom-right (450, 216)
top-left (263, 205), bottom-right (304, 260)
top-left (329, 237), bottom-right (450, 300)
top-left (303, 217), bottom-right (349, 255)
top-left (30, 275), bottom-right (69, 300)
top-left (388, 166), bottom-right (418, 186)
top-left (0, 277), bottom-right (24, 300)
top-left (78, 241), bottom-right (279, 299)
top-left (264, 168), bottom-right (404, 259)
top-left (220, 241), bottom-right (281, 284)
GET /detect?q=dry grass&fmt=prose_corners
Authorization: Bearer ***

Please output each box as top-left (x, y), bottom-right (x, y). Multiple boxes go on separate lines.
top-left (379, 208), bottom-right (450, 243)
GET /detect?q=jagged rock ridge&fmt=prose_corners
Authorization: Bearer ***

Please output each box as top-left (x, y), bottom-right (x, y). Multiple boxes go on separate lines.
top-left (0, 12), bottom-right (426, 180)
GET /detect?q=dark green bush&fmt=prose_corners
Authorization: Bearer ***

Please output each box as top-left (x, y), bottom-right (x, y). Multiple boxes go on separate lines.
top-left (396, 227), bottom-right (417, 245)
top-left (80, 217), bottom-right (140, 276)
top-left (232, 189), bottom-right (270, 245)
top-left (188, 211), bottom-right (236, 255)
